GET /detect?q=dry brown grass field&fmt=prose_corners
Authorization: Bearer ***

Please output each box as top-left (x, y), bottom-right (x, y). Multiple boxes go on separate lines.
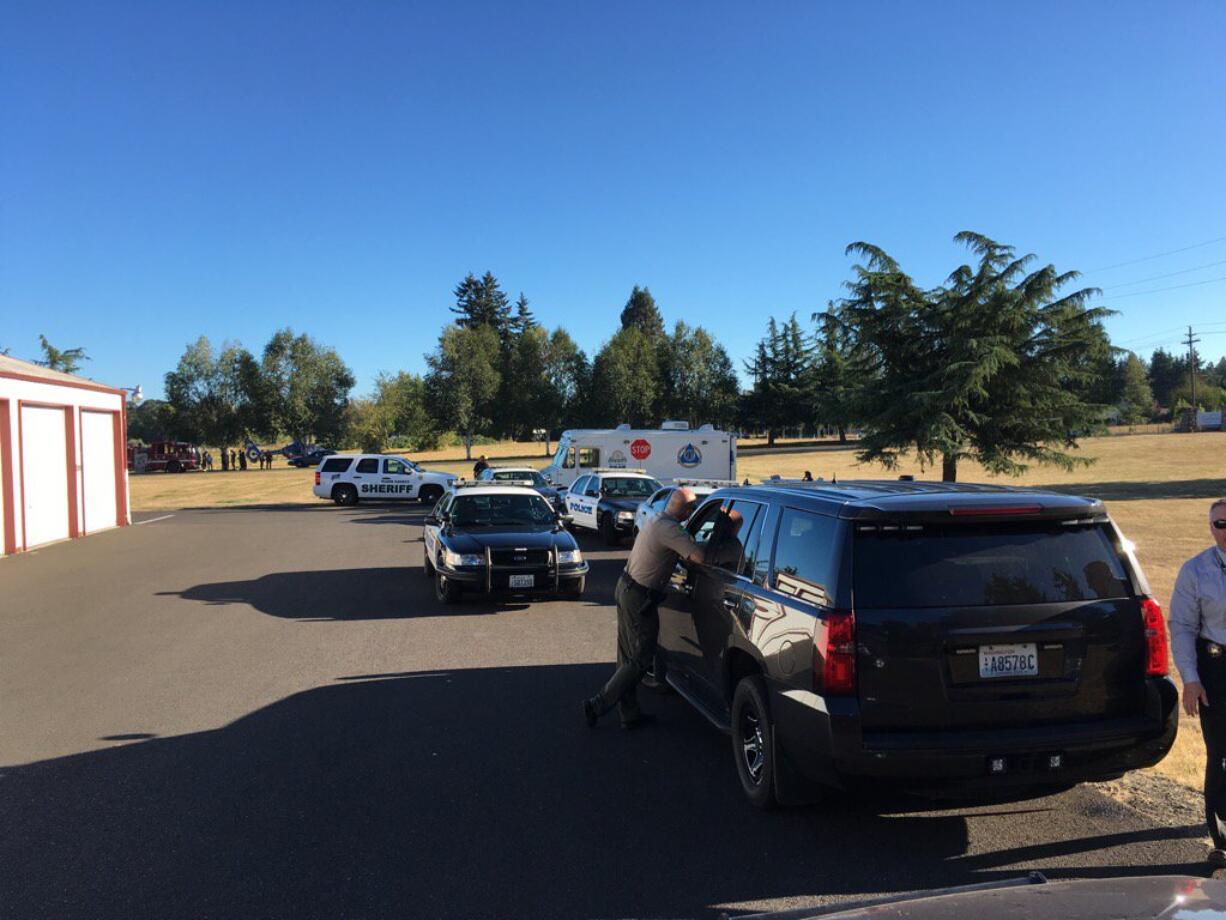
top-left (130, 430), bottom-right (1225, 790)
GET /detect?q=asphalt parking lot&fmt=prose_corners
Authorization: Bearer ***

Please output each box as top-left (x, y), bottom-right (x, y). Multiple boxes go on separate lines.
top-left (0, 503), bottom-right (1213, 918)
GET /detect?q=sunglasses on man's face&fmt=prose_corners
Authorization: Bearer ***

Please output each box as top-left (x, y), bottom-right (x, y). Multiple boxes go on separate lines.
top-left (1214, 519), bottom-right (1226, 531)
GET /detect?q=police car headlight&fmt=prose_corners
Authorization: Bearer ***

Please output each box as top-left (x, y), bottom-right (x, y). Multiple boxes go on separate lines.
top-left (443, 549), bottom-right (483, 567)
top-left (557, 549), bottom-right (582, 564)
top-left (616, 511), bottom-right (634, 522)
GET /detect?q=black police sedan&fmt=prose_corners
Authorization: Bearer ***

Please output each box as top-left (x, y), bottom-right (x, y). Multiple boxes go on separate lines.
top-left (422, 484), bottom-right (587, 603)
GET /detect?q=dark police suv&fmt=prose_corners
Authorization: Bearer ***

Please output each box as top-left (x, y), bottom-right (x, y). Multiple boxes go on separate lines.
top-left (653, 480), bottom-right (1176, 808)
top-left (422, 482), bottom-right (588, 603)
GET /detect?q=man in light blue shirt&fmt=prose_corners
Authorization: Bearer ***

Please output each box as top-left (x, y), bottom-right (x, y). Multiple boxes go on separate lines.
top-left (1169, 497), bottom-right (1226, 866)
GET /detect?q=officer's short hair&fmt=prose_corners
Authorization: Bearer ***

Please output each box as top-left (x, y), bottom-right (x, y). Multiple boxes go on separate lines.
top-left (1211, 498), bottom-right (1226, 517)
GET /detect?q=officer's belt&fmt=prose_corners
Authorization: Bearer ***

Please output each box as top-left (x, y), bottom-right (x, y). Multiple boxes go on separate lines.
top-left (1198, 637), bottom-right (1226, 659)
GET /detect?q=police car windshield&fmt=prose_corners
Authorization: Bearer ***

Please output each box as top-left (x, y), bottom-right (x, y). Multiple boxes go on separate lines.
top-left (450, 493), bottom-right (556, 527)
top-left (602, 477), bottom-right (660, 498)
top-left (492, 470), bottom-right (547, 487)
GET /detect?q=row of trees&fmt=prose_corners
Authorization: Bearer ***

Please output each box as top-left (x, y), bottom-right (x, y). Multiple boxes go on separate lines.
top-left (129, 329), bottom-right (355, 449)
top-left (132, 235), bottom-right (1225, 479)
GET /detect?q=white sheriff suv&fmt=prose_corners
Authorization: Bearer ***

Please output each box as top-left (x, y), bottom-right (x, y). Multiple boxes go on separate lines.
top-left (313, 454), bottom-right (456, 506)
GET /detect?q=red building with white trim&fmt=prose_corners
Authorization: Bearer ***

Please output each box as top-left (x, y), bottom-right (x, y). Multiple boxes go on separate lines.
top-left (0, 354), bottom-right (130, 557)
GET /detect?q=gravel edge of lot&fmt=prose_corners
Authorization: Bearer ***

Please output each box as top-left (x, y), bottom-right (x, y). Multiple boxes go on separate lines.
top-left (1092, 770), bottom-right (1207, 838)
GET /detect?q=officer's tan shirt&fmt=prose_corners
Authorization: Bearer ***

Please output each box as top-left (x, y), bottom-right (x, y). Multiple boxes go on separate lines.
top-left (625, 512), bottom-right (699, 592)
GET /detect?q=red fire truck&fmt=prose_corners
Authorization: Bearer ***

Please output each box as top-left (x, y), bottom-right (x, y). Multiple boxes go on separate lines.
top-left (128, 441), bottom-right (201, 473)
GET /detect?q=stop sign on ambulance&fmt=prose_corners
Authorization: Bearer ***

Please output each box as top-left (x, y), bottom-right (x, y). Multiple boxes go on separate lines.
top-left (630, 439), bottom-right (652, 461)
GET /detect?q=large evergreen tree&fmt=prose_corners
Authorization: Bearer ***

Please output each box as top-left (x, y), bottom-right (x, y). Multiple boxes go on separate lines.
top-left (619, 286), bottom-right (665, 338)
top-left (1147, 348), bottom-right (1185, 408)
top-left (658, 321), bottom-right (740, 428)
top-left (826, 232), bottom-right (1113, 481)
top-left (450, 271), bottom-right (512, 334)
top-left (810, 309), bottom-right (857, 443)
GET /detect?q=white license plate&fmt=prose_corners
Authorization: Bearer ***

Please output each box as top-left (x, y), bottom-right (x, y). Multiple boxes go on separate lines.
top-left (979, 643), bottom-right (1039, 679)
top-left (508, 574), bottom-right (535, 589)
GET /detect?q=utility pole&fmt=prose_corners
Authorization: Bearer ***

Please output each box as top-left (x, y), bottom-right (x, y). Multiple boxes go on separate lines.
top-left (1184, 325), bottom-right (1201, 431)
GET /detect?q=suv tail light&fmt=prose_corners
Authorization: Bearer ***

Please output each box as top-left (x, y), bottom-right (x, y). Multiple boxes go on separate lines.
top-left (814, 610), bottom-right (856, 695)
top-left (1141, 597), bottom-right (1168, 677)
top-left (314, 471), bottom-right (321, 486)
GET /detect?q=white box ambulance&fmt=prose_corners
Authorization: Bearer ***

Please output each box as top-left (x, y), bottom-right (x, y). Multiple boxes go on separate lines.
top-left (540, 422), bottom-right (737, 489)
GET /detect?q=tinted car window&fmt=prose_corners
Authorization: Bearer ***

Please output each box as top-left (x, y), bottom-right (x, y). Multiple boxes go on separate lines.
top-left (688, 500), bottom-right (724, 544)
top-left (492, 470), bottom-right (547, 486)
top-left (355, 458), bottom-right (379, 474)
top-left (320, 458), bottom-right (352, 473)
top-left (601, 477), bottom-right (660, 498)
top-left (450, 493), bottom-right (555, 527)
top-left (706, 500), bottom-right (764, 573)
top-left (771, 508), bottom-right (840, 608)
top-left (737, 502), bottom-right (771, 583)
top-left (853, 522), bottom-right (1130, 609)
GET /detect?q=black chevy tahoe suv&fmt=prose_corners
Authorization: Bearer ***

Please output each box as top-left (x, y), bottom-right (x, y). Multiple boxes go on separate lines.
top-left (654, 480), bottom-right (1177, 808)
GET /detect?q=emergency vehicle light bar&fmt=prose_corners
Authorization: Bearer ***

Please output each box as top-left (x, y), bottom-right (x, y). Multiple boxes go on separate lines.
top-left (676, 478), bottom-right (738, 488)
top-left (591, 467), bottom-right (649, 475)
top-left (453, 478), bottom-right (540, 489)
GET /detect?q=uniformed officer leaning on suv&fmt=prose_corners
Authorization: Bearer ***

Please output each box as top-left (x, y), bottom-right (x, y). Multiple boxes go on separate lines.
top-left (1170, 497), bottom-right (1226, 867)
top-left (583, 487), bottom-right (706, 729)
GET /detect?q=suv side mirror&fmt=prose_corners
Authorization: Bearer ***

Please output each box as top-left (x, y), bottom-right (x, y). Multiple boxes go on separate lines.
top-left (424, 514), bottom-right (439, 526)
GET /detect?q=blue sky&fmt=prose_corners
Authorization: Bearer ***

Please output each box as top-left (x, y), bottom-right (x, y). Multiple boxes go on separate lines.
top-left (3, 0), bottom-right (1224, 398)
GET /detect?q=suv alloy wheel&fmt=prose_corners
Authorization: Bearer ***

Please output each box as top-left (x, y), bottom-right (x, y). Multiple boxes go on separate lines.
top-left (332, 484), bottom-right (358, 506)
top-left (731, 675), bottom-right (777, 809)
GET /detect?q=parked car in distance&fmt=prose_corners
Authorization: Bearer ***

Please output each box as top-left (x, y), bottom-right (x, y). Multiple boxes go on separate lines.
top-left (475, 465), bottom-right (565, 511)
top-left (312, 454), bottom-right (456, 505)
top-left (287, 447), bottom-right (335, 468)
top-left (633, 478), bottom-right (738, 536)
top-left (563, 469), bottom-right (662, 545)
top-left (422, 482), bottom-right (587, 603)
top-left (654, 480), bottom-right (1177, 808)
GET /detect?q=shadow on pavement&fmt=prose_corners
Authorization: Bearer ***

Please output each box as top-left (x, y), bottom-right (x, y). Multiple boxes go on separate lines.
top-left (0, 664), bottom-right (1207, 919)
top-left (158, 556), bottom-right (627, 620)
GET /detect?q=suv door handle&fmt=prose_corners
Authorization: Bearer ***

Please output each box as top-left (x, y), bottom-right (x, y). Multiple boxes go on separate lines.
top-left (722, 596), bottom-right (739, 611)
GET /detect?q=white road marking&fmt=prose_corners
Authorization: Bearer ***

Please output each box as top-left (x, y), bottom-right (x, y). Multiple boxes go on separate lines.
top-left (135, 514), bottom-right (175, 526)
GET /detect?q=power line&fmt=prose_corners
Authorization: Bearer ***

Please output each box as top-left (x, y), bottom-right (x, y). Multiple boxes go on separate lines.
top-left (1107, 274), bottom-right (1226, 299)
top-left (1086, 234), bottom-right (1226, 273)
top-left (1102, 258), bottom-right (1226, 290)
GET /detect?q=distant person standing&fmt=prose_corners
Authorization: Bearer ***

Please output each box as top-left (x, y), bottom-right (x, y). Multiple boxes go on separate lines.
top-left (802, 470), bottom-right (814, 481)
top-left (230, 449), bottom-right (238, 470)
top-left (238, 450), bottom-right (247, 471)
top-left (1170, 498), bottom-right (1226, 867)
top-left (473, 455), bottom-right (489, 478)
top-left (221, 449), bottom-right (229, 472)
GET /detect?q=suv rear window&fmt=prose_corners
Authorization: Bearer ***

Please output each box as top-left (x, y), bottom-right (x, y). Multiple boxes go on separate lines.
top-left (853, 523), bottom-right (1130, 609)
top-left (320, 458), bottom-right (353, 473)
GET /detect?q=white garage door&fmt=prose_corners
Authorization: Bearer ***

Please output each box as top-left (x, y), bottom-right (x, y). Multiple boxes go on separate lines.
top-left (21, 405), bottom-right (70, 548)
top-left (82, 411), bottom-right (118, 533)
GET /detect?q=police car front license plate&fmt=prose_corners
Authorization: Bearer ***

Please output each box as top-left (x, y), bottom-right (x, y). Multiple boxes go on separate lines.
top-left (509, 574), bottom-right (534, 588)
top-left (979, 643), bottom-right (1038, 679)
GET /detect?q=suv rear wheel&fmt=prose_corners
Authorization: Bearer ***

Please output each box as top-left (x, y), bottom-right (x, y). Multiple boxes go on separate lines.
top-left (332, 484), bottom-right (358, 506)
top-left (731, 675), bottom-right (778, 809)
